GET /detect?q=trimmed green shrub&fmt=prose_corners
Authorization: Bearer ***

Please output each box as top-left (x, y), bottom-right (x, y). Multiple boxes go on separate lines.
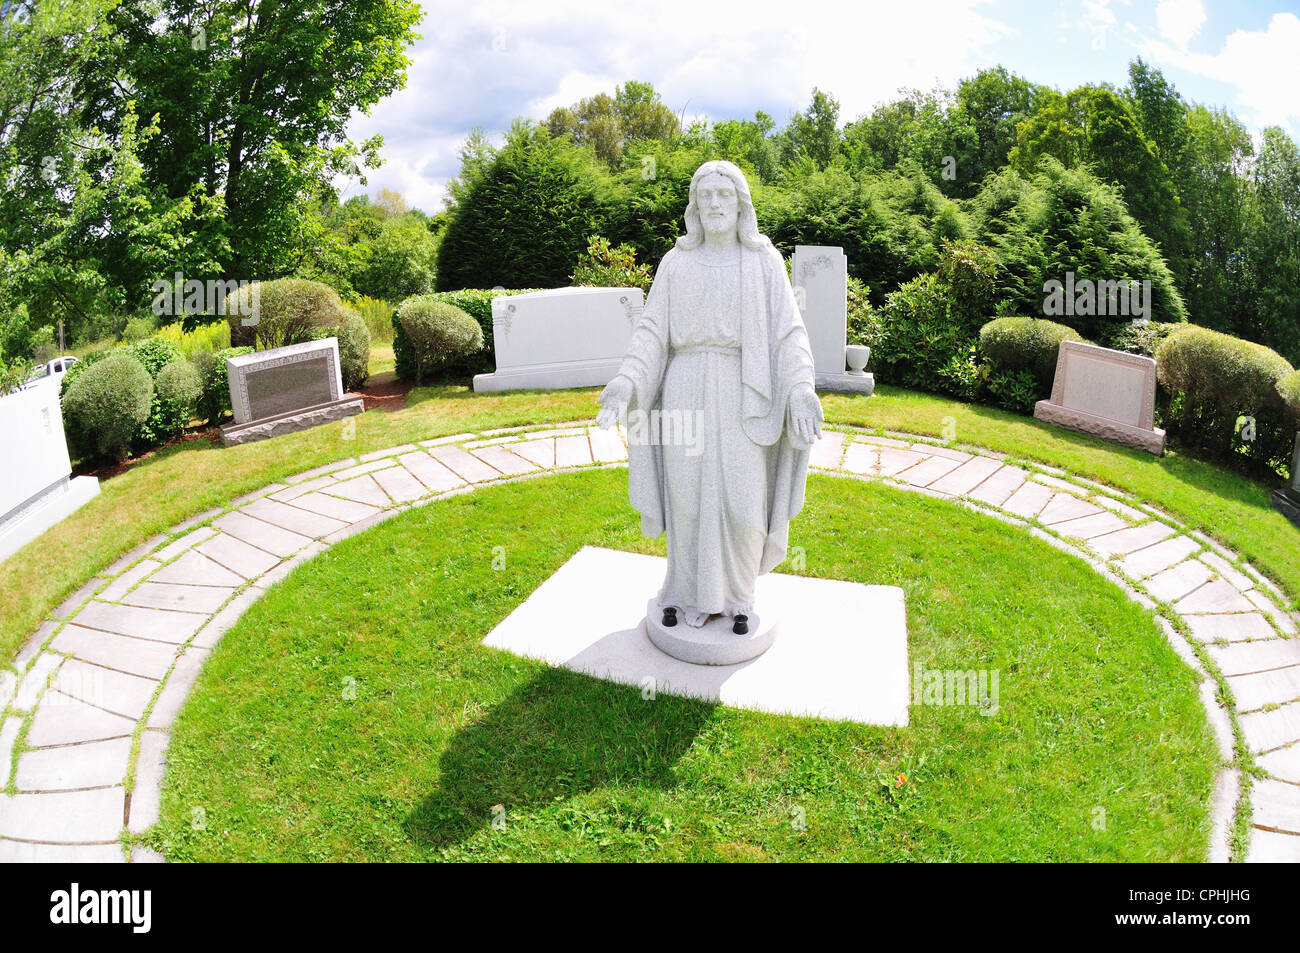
top-left (1278, 370), bottom-right (1300, 423)
top-left (339, 307), bottom-right (372, 391)
top-left (392, 288), bottom-right (538, 381)
top-left (60, 347), bottom-right (111, 396)
top-left (124, 337), bottom-right (185, 446)
top-left (225, 278), bottom-right (348, 350)
top-left (152, 360), bottom-right (202, 441)
top-left (62, 352), bottom-right (154, 462)
top-left (1156, 324), bottom-right (1296, 473)
top-left (397, 297), bottom-right (484, 385)
top-left (192, 346), bottom-right (254, 425)
top-left (980, 317), bottom-right (1084, 386)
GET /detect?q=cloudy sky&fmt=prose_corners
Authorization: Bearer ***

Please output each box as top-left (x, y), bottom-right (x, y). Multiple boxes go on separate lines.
top-left (341, 0), bottom-right (1300, 213)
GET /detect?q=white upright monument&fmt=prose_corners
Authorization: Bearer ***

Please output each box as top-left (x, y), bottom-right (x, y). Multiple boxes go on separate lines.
top-left (793, 245), bottom-right (874, 395)
top-left (0, 383), bottom-right (100, 564)
top-left (472, 287), bottom-right (643, 393)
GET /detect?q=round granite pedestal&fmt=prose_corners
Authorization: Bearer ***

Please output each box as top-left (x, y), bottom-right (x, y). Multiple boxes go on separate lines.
top-left (643, 598), bottom-right (778, 665)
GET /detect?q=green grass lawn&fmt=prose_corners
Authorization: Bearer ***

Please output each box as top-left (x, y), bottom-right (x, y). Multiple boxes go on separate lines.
top-left (3, 381), bottom-right (1296, 672)
top-left (148, 468), bottom-right (1218, 862)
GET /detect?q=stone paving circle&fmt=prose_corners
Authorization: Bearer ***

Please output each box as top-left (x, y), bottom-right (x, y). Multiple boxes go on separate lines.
top-left (2, 421), bottom-right (1297, 862)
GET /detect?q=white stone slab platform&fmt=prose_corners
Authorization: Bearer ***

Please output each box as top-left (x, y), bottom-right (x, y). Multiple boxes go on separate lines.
top-left (481, 546), bottom-right (910, 726)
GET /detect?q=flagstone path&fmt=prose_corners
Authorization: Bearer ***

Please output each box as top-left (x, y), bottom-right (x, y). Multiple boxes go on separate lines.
top-left (2, 422), bottom-right (1297, 862)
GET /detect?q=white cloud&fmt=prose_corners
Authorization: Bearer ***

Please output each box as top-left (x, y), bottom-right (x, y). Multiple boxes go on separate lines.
top-left (340, 0), bottom-right (1012, 211)
top-left (1156, 0), bottom-right (1205, 49)
top-left (1140, 12), bottom-right (1300, 133)
top-left (1080, 0), bottom-right (1119, 49)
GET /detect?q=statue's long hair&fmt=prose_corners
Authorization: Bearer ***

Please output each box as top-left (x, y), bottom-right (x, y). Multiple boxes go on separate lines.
top-left (675, 160), bottom-right (771, 252)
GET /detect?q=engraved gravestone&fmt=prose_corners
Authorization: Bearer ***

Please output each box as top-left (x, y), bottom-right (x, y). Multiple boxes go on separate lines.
top-left (792, 246), bottom-right (873, 395)
top-left (221, 338), bottom-right (364, 446)
top-left (472, 287), bottom-right (643, 392)
top-left (1272, 434), bottom-right (1300, 527)
top-left (1034, 340), bottom-right (1165, 455)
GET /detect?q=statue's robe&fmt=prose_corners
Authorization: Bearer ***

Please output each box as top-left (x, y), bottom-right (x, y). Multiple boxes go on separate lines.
top-left (616, 241), bottom-right (818, 617)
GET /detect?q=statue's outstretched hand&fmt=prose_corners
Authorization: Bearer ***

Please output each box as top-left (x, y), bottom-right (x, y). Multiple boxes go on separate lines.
top-left (597, 375), bottom-right (634, 429)
top-left (787, 382), bottom-right (823, 448)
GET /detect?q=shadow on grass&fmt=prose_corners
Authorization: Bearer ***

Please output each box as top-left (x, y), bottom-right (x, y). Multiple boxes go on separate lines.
top-left (405, 667), bottom-right (715, 849)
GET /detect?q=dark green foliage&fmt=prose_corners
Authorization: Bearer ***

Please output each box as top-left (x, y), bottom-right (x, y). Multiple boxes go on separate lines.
top-left (1155, 325), bottom-right (1297, 475)
top-left (125, 336), bottom-right (182, 377)
top-left (616, 140), bottom-right (714, 263)
top-left (762, 167), bottom-right (966, 302)
top-left (121, 337), bottom-right (190, 446)
top-left (845, 276), bottom-right (878, 348)
top-left (1102, 320), bottom-right (1181, 358)
top-left (983, 368), bottom-right (1041, 415)
top-left (61, 352), bottom-right (154, 462)
top-left (970, 159), bottom-right (1187, 337)
top-left (869, 241), bottom-right (998, 398)
top-left (436, 123), bottom-right (626, 291)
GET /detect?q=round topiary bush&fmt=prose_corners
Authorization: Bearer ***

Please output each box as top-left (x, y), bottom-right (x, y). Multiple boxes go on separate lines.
top-left (1156, 325), bottom-right (1292, 413)
top-left (397, 296), bottom-right (484, 384)
top-left (153, 359), bottom-right (203, 441)
top-left (980, 316), bottom-right (1084, 386)
top-left (1156, 324), bottom-right (1296, 470)
top-left (338, 307), bottom-right (371, 391)
top-left (62, 352), bottom-right (154, 462)
top-left (225, 278), bottom-right (348, 350)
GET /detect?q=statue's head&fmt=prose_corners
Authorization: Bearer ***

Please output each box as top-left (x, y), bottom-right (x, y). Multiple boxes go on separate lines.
top-left (677, 160), bottom-right (770, 252)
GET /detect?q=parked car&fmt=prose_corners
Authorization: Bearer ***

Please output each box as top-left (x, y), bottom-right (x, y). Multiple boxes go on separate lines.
top-left (25, 355), bottom-right (79, 389)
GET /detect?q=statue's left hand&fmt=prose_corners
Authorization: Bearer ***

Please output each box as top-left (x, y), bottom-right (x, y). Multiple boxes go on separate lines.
top-left (787, 382), bottom-right (823, 448)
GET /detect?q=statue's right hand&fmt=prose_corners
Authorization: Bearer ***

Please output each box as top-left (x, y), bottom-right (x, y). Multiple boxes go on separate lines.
top-left (596, 375), bottom-right (633, 429)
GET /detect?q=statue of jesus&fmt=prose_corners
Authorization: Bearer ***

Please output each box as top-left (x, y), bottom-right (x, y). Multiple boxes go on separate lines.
top-left (596, 160), bottom-right (823, 640)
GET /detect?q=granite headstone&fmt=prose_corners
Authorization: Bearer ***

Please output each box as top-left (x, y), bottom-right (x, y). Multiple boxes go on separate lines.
top-left (220, 338), bottom-right (363, 446)
top-left (1034, 340), bottom-right (1165, 454)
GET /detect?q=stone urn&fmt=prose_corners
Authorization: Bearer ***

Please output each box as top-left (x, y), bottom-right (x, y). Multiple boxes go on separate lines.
top-left (845, 344), bottom-right (871, 376)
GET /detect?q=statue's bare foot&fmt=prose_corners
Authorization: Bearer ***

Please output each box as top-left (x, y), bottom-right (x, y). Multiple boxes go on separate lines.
top-left (683, 608), bottom-right (708, 628)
